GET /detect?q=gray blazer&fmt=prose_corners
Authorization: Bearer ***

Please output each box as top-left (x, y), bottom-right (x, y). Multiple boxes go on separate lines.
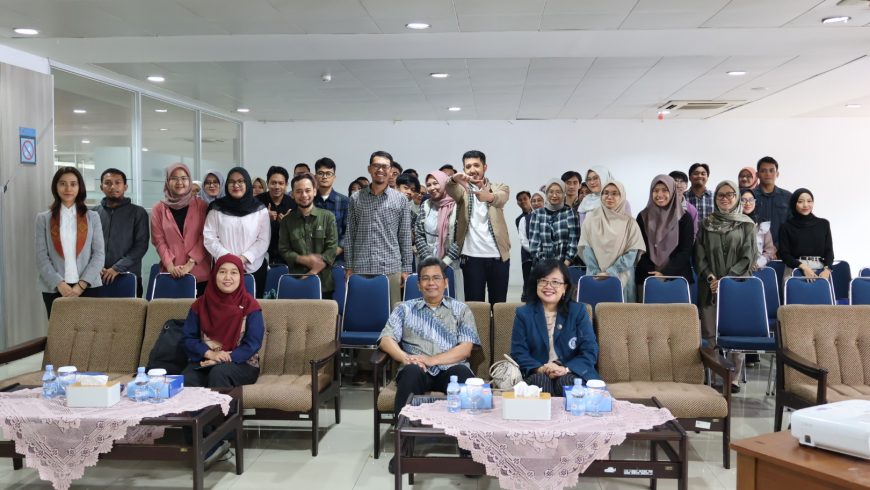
top-left (35, 209), bottom-right (105, 293)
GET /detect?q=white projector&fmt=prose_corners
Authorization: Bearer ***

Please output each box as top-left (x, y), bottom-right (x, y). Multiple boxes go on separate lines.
top-left (791, 399), bottom-right (870, 459)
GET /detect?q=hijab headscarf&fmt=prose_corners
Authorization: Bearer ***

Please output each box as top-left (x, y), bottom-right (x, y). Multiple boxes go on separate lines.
top-left (208, 167), bottom-right (265, 217)
top-left (740, 189), bottom-right (759, 223)
top-left (543, 179), bottom-right (567, 212)
top-left (191, 254), bottom-right (261, 351)
top-left (161, 163), bottom-right (195, 210)
top-left (639, 175), bottom-right (684, 269)
top-left (738, 167), bottom-right (759, 189)
top-left (425, 170), bottom-right (456, 259)
top-left (786, 188), bottom-right (824, 229)
top-left (702, 181), bottom-right (755, 234)
top-left (577, 166), bottom-right (616, 213)
top-left (199, 169), bottom-right (225, 204)
top-left (578, 181), bottom-right (646, 269)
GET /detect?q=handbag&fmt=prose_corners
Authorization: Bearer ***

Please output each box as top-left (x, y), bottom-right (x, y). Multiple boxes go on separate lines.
top-left (146, 319), bottom-right (188, 375)
top-left (489, 354), bottom-right (523, 390)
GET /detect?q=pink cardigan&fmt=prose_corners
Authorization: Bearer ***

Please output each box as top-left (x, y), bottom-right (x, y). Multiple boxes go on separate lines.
top-left (151, 198), bottom-right (211, 282)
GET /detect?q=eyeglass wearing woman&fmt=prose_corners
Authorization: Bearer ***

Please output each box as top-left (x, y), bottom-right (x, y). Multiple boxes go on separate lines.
top-left (510, 259), bottom-right (600, 397)
top-left (200, 170), bottom-right (225, 204)
top-left (777, 188), bottom-right (834, 280)
top-left (739, 189), bottom-right (777, 269)
top-left (528, 180), bottom-right (578, 266)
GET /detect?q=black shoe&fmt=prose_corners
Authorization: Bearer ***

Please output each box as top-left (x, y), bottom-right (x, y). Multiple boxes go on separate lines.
top-left (388, 456), bottom-right (396, 475)
top-left (204, 440), bottom-right (231, 468)
top-left (731, 384), bottom-right (741, 394)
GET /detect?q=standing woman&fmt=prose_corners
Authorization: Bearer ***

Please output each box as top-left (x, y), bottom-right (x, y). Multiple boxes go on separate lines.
top-left (577, 166), bottom-right (632, 225)
top-left (740, 189), bottom-right (777, 269)
top-left (579, 181), bottom-right (646, 302)
top-left (415, 170), bottom-right (460, 267)
top-left (635, 175), bottom-right (694, 295)
top-left (777, 188), bottom-right (834, 279)
top-left (151, 163), bottom-right (211, 295)
top-left (203, 167), bottom-right (270, 298)
top-left (252, 177), bottom-right (266, 197)
top-left (737, 167), bottom-right (759, 191)
top-left (36, 167), bottom-right (105, 317)
top-left (695, 181), bottom-right (757, 392)
top-left (200, 169), bottom-right (225, 205)
top-left (528, 179), bottom-right (578, 266)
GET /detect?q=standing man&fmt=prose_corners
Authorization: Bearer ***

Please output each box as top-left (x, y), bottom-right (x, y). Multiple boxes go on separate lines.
top-left (438, 164), bottom-right (456, 177)
top-left (447, 150), bottom-right (511, 304)
top-left (753, 156), bottom-right (792, 247)
top-left (684, 163), bottom-right (714, 223)
top-left (561, 171), bottom-right (583, 213)
top-left (388, 161), bottom-right (403, 188)
top-left (257, 166), bottom-right (295, 265)
top-left (94, 168), bottom-right (150, 297)
top-left (313, 157), bottom-right (349, 264)
top-left (345, 150), bottom-right (413, 307)
top-left (669, 170), bottom-right (699, 236)
top-left (515, 191), bottom-right (533, 299)
top-left (293, 163), bottom-right (310, 176)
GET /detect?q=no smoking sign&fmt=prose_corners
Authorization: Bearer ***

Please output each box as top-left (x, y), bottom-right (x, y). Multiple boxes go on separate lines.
top-left (20, 127), bottom-right (36, 165)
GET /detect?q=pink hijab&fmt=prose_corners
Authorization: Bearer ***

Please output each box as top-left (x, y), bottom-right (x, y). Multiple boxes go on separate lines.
top-left (426, 171), bottom-right (455, 259)
top-left (161, 163), bottom-right (195, 210)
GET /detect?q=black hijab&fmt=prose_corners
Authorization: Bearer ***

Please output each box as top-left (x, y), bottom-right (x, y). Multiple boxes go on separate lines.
top-left (740, 188), bottom-right (759, 223)
top-left (208, 167), bottom-right (265, 217)
top-left (786, 188), bottom-right (824, 229)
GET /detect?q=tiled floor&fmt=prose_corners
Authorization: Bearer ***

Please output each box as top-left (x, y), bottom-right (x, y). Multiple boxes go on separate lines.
top-left (0, 352), bottom-right (786, 489)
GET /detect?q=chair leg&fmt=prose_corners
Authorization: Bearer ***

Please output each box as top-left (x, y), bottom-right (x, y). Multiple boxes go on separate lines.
top-left (766, 354), bottom-right (776, 396)
top-left (774, 397), bottom-right (784, 432)
top-left (723, 414), bottom-right (731, 469)
top-left (311, 406), bottom-right (319, 457)
top-left (374, 410), bottom-right (381, 459)
top-left (334, 390), bottom-right (341, 425)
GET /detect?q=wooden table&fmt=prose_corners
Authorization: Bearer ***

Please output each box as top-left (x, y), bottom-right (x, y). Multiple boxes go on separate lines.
top-left (731, 431), bottom-right (870, 490)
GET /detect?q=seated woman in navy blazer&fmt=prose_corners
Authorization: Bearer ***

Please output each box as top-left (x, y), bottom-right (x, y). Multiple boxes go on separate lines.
top-left (510, 258), bottom-right (600, 396)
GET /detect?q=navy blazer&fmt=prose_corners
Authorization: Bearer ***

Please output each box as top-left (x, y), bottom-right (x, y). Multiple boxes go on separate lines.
top-left (510, 301), bottom-right (600, 380)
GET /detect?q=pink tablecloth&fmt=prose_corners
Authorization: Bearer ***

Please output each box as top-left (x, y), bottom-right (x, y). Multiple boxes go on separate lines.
top-left (400, 397), bottom-right (675, 490)
top-left (0, 387), bottom-right (232, 490)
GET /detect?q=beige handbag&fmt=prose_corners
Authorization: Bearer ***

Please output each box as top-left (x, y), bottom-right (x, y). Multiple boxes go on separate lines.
top-left (489, 354), bottom-right (523, 390)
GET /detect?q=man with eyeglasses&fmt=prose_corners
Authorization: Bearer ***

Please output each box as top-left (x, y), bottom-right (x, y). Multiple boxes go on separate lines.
top-left (685, 163), bottom-right (714, 223)
top-left (378, 256), bottom-right (480, 474)
top-left (256, 165), bottom-right (295, 265)
top-left (93, 168), bottom-right (150, 297)
top-left (752, 156), bottom-right (792, 247)
top-left (313, 157), bottom-right (349, 264)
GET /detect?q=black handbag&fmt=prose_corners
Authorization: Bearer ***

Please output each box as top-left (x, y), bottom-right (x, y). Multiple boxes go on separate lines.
top-left (146, 319), bottom-right (188, 375)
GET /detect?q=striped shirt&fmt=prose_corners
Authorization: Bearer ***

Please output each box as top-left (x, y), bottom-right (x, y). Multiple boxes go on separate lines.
top-left (379, 297), bottom-right (480, 375)
top-left (345, 186), bottom-right (413, 275)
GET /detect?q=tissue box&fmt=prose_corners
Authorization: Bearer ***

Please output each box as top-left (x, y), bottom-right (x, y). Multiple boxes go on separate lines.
top-left (459, 383), bottom-right (493, 410)
top-left (563, 386), bottom-right (613, 413)
top-left (67, 381), bottom-right (121, 408)
top-left (502, 392), bottom-right (552, 420)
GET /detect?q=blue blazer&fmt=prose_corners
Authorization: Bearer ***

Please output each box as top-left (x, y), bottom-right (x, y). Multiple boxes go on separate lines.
top-left (510, 301), bottom-right (600, 380)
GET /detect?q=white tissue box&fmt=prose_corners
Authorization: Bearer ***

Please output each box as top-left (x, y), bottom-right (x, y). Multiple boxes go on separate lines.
top-left (66, 380), bottom-right (121, 408)
top-left (501, 392), bottom-right (552, 421)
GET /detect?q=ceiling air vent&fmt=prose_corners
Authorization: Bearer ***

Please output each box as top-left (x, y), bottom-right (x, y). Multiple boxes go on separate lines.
top-left (658, 100), bottom-right (745, 118)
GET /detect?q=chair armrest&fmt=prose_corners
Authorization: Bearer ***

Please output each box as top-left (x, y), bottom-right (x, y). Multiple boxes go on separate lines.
top-left (0, 337), bottom-right (47, 365)
top-left (310, 341), bottom-right (341, 370)
top-left (700, 347), bottom-right (734, 384)
top-left (371, 349), bottom-right (389, 367)
top-left (780, 348), bottom-right (828, 404)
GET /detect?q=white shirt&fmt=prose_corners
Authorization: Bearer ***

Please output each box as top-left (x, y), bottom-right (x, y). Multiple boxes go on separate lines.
top-left (60, 205), bottom-right (79, 284)
top-left (423, 207), bottom-right (440, 257)
top-left (518, 215), bottom-right (530, 252)
top-left (203, 208), bottom-right (271, 273)
top-left (462, 185), bottom-right (500, 258)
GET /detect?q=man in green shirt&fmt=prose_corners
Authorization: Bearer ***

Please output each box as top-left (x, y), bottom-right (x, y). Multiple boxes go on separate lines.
top-left (278, 173), bottom-right (338, 296)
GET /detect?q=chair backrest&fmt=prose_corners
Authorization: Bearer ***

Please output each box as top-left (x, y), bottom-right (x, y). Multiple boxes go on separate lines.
top-left (491, 301), bottom-right (592, 369)
top-left (716, 276), bottom-right (769, 338)
top-left (97, 272), bottom-right (138, 298)
top-left (567, 267), bottom-right (586, 290)
top-left (244, 274), bottom-right (256, 295)
top-left (752, 267), bottom-right (780, 321)
top-left (145, 263), bottom-right (160, 301)
top-left (784, 277), bottom-right (834, 305)
top-left (139, 299), bottom-right (195, 366)
top-left (642, 276), bottom-right (690, 304)
top-left (45, 298), bottom-right (147, 373)
top-left (264, 264), bottom-right (289, 298)
top-left (466, 302), bottom-right (492, 379)
top-left (576, 275), bottom-right (623, 310)
top-left (403, 274), bottom-right (422, 301)
top-left (597, 303), bottom-right (703, 384)
top-left (341, 274), bottom-right (390, 334)
top-left (259, 300), bottom-right (338, 377)
top-left (850, 278), bottom-right (870, 305)
top-left (332, 264), bottom-right (346, 314)
top-left (861, 267), bottom-right (870, 278)
top-left (445, 267), bottom-right (456, 299)
top-left (277, 274), bottom-right (322, 299)
top-left (831, 260), bottom-right (852, 302)
top-left (778, 305), bottom-right (870, 391)
top-left (152, 273), bottom-right (197, 299)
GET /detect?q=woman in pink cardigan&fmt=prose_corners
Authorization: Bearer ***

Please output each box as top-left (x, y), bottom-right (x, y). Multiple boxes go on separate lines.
top-left (151, 163), bottom-right (211, 295)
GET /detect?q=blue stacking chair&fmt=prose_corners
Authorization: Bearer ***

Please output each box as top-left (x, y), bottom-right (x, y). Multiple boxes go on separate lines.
top-left (145, 263), bottom-right (160, 300)
top-left (332, 265), bottom-right (346, 315)
top-left (151, 273), bottom-right (197, 299)
top-left (861, 267), bottom-right (870, 278)
top-left (341, 274), bottom-right (390, 350)
top-left (244, 274), bottom-right (256, 295)
top-left (784, 277), bottom-right (834, 305)
top-left (568, 266), bottom-right (586, 290)
top-left (277, 274), bottom-right (322, 299)
top-left (850, 278), bottom-right (870, 305)
top-left (752, 267), bottom-right (779, 330)
top-left (768, 260), bottom-right (786, 303)
top-left (96, 272), bottom-right (138, 298)
top-left (576, 275), bottom-right (623, 312)
top-left (403, 273), bottom-right (422, 301)
top-left (717, 276), bottom-right (776, 394)
top-left (642, 276), bottom-right (690, 304)
top-left (831, 260), bottom-right (852, 304)
top-left (264, 264), bottom-right (289, 298)
top-left (445, 266), bottom-right (456, 299)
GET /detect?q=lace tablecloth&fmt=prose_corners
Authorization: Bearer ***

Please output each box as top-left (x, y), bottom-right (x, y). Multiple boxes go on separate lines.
top-left (400, 397), bottom-right (675, 490)
top-left (0, 387), bottom-right (232, 490)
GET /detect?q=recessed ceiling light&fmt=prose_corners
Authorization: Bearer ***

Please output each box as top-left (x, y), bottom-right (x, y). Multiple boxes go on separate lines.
top-left (236, 108), bottom-right (250, 113)
top-left (147, 75), bottom-right (165, 83)
top-left (73, 109), bottom-right (87, 114)
top-left (141, 147), bottom-right (149, 152)
top-left (429, 73), bottom-right (449, 79)
top-left (822, 16), bottom-right (850, 24)
top-left (154, 109), bottom-right (168, 113)
top-left (846, 104), bottom-right (862, 109)
top-left (727, 71), bottom-right (747, 76)
top-left (80, 139), bottom-right (90, 144)
top-left (159, 127), bottom-right (168, 131)
top-left (447, 106), bottom-right (461, 112)
top-left (405, 22), bottom-right (430, 30)
top-left (13, 28), bottom-right (39, 36)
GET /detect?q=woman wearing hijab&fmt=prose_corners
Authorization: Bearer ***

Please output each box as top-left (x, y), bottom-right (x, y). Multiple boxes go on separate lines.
top-left (181, 254), bottom-right (263, 388)
top-left (577, 166), bottom-right (632, 225)
top-left (778, 188), bottom-right (834, 279)
top-left (528, 179), bottom-right (579, 266)
top-left (740, 189), bottom-right (777, 269)
top-left (695, 181), bottom-right (757, 393)
top-left (151, 163), bottom-right (211, 296)
top-left (579, 181), bottom-right (646, 303)
top-left (203, 167), bottom-right (270, 298)
top-left (635, 175), bottom-right (694, 295)
top-left (415, 170), bottom-right (460, 267)
top-left (200, 169), bottom-right (225, 204)
top-left (737, 167), bottom-right (759, 190)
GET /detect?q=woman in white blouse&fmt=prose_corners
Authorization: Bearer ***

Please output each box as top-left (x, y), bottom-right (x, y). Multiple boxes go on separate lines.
top-left (35, 167), bottom-right (105, 317)
top-left (203, 167), bottom-right (270, 298)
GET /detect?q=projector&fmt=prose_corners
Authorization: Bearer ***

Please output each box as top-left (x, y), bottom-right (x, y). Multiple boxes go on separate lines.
top-left (791, 399), bottom-right (870, 459)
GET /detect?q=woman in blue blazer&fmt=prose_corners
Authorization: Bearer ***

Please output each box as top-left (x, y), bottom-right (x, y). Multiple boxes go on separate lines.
top-left (511, 258), bottom-right (600, 396)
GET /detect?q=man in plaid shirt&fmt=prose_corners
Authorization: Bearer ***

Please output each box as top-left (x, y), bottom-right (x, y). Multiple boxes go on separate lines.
top-left (685, 162), bottom-right (714, 223)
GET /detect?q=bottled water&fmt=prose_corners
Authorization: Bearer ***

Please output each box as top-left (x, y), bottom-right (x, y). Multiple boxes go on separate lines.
top-left (56, 366), bottom-right (78, 398)
top-left (131, 367), bottom-right (150, 403)
top-left (586, 379), bottom-right (607, 417)
top-left (147, 368), bottom-right (167, 404)
top-left (41, 364), bottom-right (57, 399)
top-left (446, 375), bottom-right (461, 413)
top-left (569, 379), bottom-right (585, 416)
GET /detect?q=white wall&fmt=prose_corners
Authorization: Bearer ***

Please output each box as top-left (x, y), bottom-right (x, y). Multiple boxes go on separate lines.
top-left (245, 118), bottom-right (870, 284)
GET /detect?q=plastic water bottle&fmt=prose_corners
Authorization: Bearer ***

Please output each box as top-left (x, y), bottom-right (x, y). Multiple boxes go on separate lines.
top-left (586, 379), bottom-right (607, 417)
top-left (569, 379), bottom-right (585, 416)
top-left (56, 366), bottom-right (78, 398)
top-left (147, 368), bottom-right (167, 404)
top-left (446, 375), bottom-right (461, 413)
top-left (41, 364), bottom-right (57, 399)
top-left (131, 367), bottom-right (150, 403)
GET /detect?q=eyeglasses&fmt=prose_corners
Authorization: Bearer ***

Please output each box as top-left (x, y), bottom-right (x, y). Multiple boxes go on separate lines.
top-left (419, 275), bottom-right (444, 283)
top-left (740, 197), bottom-right (756, 204)
top-left (315, 171), bottom-right (335, 178)
top-left (369, 163), bottom-right (390, 171)
top-left (601, 191), bottom-right (620, 198)
top-left (537, 279), bottom-right (565, 288)
top-left (169, 176), bottom-right (189, 183)
top-left (204, 180), bottom-right (219, 186)
top-left (227, 179), bottom-right (246, 187)
top-left (716, 192), bottom-right (737, 200)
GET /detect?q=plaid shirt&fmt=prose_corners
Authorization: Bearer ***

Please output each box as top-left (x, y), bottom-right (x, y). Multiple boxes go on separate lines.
top-left (685, 188), bottom-right (714, 223)
top-left (528, 207), bottom-right (578, 263)
top-left (314, 189), bottom-right (349, 249)
top-left (345, 186), bottom-right (413, 275)
top-left (378, 297), bottom-right (480, 375)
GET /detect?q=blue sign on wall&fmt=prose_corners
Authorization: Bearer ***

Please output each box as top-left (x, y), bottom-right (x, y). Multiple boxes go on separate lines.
top-left (19, 127), bottom-right (36, 165)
